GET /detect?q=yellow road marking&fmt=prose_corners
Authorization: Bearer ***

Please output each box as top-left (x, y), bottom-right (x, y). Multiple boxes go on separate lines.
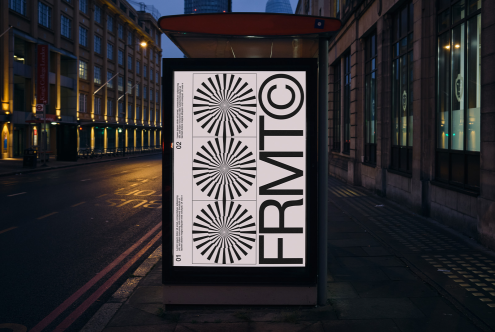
top-left (71, 202), bottom-right (86, 207)
top-left (37, 212), bottom-right (58, 220)
top-left (96, 194), bottom-right (108, 198)
top-left (0, 227), bottom-right (17, 235)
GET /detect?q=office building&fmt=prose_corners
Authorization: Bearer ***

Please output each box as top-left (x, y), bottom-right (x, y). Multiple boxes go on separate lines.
top-left (265, 0), bottom-right (293, 14)
top-left (0, 0), bottom-right (163, 160)
top-left (184, 0), bottom-right (232, 14)
top-left (296, 0), bottom-right (495, 249)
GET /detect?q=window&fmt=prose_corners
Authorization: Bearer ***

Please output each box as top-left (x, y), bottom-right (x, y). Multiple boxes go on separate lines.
top-left (61, 15), bottom-right (71, 38)
top-left (136, 84), bottom-right (140, 97)
top-left (150, 70), bottom-right (153, 81)
top-left (107, 43), bottom-right (113, 60)
top-left (127, 104), bottom-right (132, 119)
top-left (137, 61), bottom-right (140, 74)
top-left (127, 32), bottom-right (132, 45)
top-left (364, 33), bottom-right (377, 165)
top-left (118, 24), bottom-right (123, 39)
top-left (94, 67), bottom-right (101, 84)
top-left (94, 36), bottom-right (101, 54)
top-left (79, 94), bottom-right (87, 112)
top-left (107, 100), bottom-right (113, 116)
top-left (38, 3), bottom-right (52, 29)
top-left (150, 48), bottom-right (153, 60)
top-left (118, 50), bottom-right (123, 66)
top-left (94, 6), bottom-right (101, 24)
top-left (127, 55), bottom-right (132, 69)
top-left (391, 3), bottom-right (414, 173)
top-left (107, 71), bottom-right (114, 88)
top-left (144, 86), bottom-right (147, 99)
top-left (118, 102), bottom-right (123, 117)
top-left (9, 0), bottom-right (27, 15)
top-left (136, 106), bottom-right (140, 120)
top-left (156, 90), bottom-right (159, 103)
top-left (79, 60), bottom-right (88, 79)
top-left (343, 54), bottom-right (351, 154)
top-left (332, 63), bottom-right (341, 151)
top-left (127, 80), bottom-right (132, 94)
top-left (107, 15), bottom-right (113, 32)
top-left (436, 0), bottom-right (481, 188)
top-left (156, 53), bottom-right (159, 64)
top-left (156, 71), bottom-right (159, 83)
top-left (335, 0), bottom-right (340, 18)
top-left (118, 76), bottom-right (123, 92)
top-left (144, 65), bottom-right (147, 78)
top-left (143, 107), bottom-right (147, 121)
top-left (79, 26), bottom-right (88, 46)
top-left (94, 97), bottom-right (101, 115)
top-left (150, 89), bottom-right (153, 101)
top-left (79, 0), bottom-right (87, 14)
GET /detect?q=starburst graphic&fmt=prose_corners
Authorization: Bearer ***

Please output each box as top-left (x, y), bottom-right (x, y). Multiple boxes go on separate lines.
top-left (193, 137), bottom-right (256, 200)
top-left (193, 201), bottom-right (256, 264)
top-left (193, 74), bottom-right (256, 136)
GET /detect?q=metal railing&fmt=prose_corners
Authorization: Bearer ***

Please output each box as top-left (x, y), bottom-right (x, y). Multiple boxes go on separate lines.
top-left (76, 145), bottom-right (161, 160)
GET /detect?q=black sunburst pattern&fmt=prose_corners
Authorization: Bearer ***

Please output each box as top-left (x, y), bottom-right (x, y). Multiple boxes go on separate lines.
top-left (192, 137), bottom-right (256, 200)
top-left (193, 74), bottom-right (256, 136)
top-left (193, 201), bottom-right (256, 264)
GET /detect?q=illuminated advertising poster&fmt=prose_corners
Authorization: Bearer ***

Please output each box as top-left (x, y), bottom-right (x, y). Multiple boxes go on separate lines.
top-left (164, 59), bottom-right (317, 285)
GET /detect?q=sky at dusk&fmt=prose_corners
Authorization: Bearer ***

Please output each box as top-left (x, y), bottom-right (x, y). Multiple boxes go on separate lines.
top-left (142, 0), bottom-right (300, 58)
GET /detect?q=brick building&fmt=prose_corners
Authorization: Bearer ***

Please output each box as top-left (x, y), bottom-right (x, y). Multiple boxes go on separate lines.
top-left (0, 0), bottom-right (163, 161)
top-left (296, 0), bottom-right (495, 249)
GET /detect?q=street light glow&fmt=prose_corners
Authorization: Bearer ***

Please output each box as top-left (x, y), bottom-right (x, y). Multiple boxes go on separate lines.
top-left (140, 41), bottom-right (147, 47)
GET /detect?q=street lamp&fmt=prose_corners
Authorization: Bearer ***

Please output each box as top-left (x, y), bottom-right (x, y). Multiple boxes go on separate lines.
top-left (122, 39), bottom-right (147, 157)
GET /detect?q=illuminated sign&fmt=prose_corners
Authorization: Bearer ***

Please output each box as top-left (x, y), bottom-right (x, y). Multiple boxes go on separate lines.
top-left (37, 45), bottom-right (49, 105)
top-left (164, 59), bottom-right (317, 285)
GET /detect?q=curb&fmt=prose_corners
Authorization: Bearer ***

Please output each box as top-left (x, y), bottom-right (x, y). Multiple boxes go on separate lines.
top-left (80, 245), bottom-right (162, 332)
top-left (0, 152), bottom-right (162, 178)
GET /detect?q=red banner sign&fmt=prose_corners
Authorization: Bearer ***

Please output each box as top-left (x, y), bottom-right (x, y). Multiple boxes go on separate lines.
top-left (37, 45), bottom-right (49, 105)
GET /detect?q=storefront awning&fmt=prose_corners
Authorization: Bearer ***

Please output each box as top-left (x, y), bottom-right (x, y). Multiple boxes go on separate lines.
top-left (158, 13), bottom-right (342, 58)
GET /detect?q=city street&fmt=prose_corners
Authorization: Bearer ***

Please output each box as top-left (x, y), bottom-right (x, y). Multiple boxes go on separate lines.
top-left (0, 154), bottom-right (163, 332)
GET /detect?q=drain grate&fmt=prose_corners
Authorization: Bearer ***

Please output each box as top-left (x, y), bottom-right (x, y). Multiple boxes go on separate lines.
top-left (423, 254), bottom-right (495, 308)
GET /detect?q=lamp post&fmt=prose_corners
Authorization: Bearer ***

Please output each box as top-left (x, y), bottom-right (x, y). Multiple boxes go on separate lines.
top-left (122, 40), bottom-right (147, 157)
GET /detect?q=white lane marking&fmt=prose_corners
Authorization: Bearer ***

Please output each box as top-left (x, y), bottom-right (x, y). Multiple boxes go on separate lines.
top-left (8, 192), bottom-right (26, 197)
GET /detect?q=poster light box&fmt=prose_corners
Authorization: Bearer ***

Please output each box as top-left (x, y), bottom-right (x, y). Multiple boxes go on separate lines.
top-left (163, 59), bottom-right (317, 286)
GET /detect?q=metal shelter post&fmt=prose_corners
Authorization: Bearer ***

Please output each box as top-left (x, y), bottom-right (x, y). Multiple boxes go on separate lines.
top-left (317, 37), bottom-right (329, 306)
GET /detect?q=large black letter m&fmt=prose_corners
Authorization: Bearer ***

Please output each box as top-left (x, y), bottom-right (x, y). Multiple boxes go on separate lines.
top-left (259, 152), bottom-right (303, 195)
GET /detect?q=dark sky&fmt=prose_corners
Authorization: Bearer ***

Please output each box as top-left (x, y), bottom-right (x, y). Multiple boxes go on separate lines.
top-left (144, 0), bottom-right (300, 58)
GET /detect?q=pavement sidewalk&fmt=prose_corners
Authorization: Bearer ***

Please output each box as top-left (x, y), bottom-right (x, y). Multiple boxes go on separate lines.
top-left (0, 152), bottom-right (161, 177)
top-left (82, 176), bottom-right (495, 332)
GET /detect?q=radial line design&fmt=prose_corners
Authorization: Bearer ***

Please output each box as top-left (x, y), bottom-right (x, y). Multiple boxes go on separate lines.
top-left (193, 137), bottom-right (256, 200)
top-left (193, 73), bottom-right (256, 136)
top-left (193, 201), bottom-right (256, 264)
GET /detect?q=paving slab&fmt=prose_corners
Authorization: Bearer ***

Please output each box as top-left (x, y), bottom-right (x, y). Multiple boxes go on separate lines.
top-left (328, 246), bottom-right (369, 257)
top-left (338, 256), bottom-right (405, 267)
top-left (328, 239), bottom-right (380, 248)
top-left (380, 267), bottom-right (420, 281)
top-left (393, 317), bottom-right (482, 332)
top-left (331, 298), bottom-right (425, 319)
top-left (349, 280), bottom-right (438, 298)
top-left (327, 282), bottom-right (359, 299)
top-left (106, 303), bottom-right (171, 327)
top-left (329, 266), bottom-right (392, 281)
top-left (362, 246), bottom-right (391, 256)
top-left (321, 319), bottom-right (401, 332)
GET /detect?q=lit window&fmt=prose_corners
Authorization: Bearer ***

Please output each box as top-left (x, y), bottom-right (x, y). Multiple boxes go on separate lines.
top-left (79, 60), bottom-right (88, 80)
top-left (127, 33), bottom-right (132, 45)
top-left (127, 80), bottom-right (132, 94)
top-left (94, 97), bottom-right (101, 115)
top-left (144, 86), bottom-right (147, 99)
top-left (79, 94), bottom-right (87, 112)
top-left (150, 89), bottom-right (153, 101)
top-left (9, 0), bottom-right (27, 15)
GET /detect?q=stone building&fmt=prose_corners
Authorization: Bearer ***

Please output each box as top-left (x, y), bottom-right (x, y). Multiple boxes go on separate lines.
top-left (296, 0), bottom-right (495, 249)
top-left (0, 0), bottom-right (163, 161)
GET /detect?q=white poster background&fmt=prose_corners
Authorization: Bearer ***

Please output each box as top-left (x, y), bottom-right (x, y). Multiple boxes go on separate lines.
top-left (173, 71), bottom-right (306, 267)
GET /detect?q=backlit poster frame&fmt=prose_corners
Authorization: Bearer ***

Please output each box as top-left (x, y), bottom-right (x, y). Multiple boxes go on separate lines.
top-left (163, 58), bottom-right (317, 285)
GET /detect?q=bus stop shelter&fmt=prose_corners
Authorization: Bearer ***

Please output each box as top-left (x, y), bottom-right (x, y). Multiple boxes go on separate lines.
top-left (159, 13), bottom-right (341, 306)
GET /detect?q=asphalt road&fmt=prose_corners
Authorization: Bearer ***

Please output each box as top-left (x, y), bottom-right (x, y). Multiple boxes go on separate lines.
top-left (0, 154), bottom-right (164, 332)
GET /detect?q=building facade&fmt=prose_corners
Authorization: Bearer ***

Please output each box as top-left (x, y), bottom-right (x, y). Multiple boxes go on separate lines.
top-left (265, 0), bottom-right (293, 14)
top-left (184, 0), bottom-right (232, 14)
top-left (296, 0), bottom-right (495, 249)
top-left (0, 0), bottom-right (163, 161)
